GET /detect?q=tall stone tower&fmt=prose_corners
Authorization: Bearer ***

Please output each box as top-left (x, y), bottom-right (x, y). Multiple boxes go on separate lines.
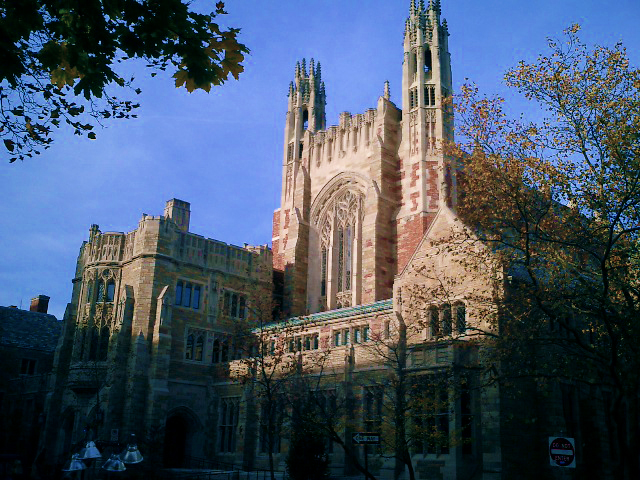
top-left (272, 0), bottom-right (454, 318)
top-left (395, 0), bottom-right (455, 272)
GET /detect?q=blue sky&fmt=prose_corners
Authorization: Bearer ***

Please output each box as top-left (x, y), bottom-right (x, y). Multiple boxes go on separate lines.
top-left (1, 0), bottom-right (639, 319)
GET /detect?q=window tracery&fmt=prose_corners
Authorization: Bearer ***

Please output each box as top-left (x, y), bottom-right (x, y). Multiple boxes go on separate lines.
top-left (314, 186), bottom-right (364, 310)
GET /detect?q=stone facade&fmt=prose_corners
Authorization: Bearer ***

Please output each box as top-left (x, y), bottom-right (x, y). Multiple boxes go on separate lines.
top-left (42, 200), bottom-right (273, 469)
top-left (272, 1), bottom-right (453, 318)
top-left (40, 2), bottom-right (601, 479)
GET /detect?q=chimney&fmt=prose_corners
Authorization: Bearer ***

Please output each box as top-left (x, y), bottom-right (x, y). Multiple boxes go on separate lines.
top-left (30, 295), bottom-right (50, 314)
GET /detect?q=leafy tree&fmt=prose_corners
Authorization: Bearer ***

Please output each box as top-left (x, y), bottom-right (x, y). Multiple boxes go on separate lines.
top-left (1, 0), bottom-right (248, 162)
top-left (286, 396), bottom-right (330, 480)
top-left (447, 25), bottom-right (640, 479)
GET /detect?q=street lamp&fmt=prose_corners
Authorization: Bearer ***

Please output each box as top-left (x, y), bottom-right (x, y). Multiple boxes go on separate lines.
top-left (61, 453), bottom-right (86, 476)
top-left (102, 454), bottom-right (126, 472)
top-left (120, 434), bottom-right (144, 464)
top-left (79, 440), bottom-right (102, 460)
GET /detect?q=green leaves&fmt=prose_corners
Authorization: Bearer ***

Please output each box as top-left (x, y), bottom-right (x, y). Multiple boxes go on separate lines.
top-left (2, 0), bottom-right (248, 162)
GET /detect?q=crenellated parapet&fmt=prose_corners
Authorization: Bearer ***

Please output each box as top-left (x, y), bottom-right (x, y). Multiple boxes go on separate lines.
top-left (306, 108), bottom-right (378, 167)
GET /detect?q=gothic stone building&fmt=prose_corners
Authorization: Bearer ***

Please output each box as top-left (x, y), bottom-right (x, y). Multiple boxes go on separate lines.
top-left (42, 2), bottom-right (595, 480)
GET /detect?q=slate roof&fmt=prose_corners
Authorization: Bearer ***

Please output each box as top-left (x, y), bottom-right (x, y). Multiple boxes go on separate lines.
top-left (0, 306), bottom-right (62, 352)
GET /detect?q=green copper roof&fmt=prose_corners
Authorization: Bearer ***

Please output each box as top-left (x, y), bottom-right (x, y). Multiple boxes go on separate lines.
top-left (262, 299), bottom-right (393, 331)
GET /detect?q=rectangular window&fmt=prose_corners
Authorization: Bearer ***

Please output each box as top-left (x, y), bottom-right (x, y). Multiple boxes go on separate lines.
top-left (304, 336), bottom-right (311, 351)
top-left (442, 304), bottom-right (452, 336)
top-left (313, 334), bottom-right (319, 350)
top-left (364, 386), bottom-right (383, 454)
top-left (321, 248), bottom-right (327, 297)
top-left (192, 286), bottom-right (201, 310)
top-left (260, 402), bottom-right (282, 454)
top-left (231, 294), bottom-right (238, 317)
top-left (345, 226), bottom-right (352, 290)
top-left (175, 280), bottom-right (203, 308)
top-left (20, 359), bottom-right (36, 375)
top-left (461, 379), bottom-right (473, 454)
top-left (334, 331), bottom-right (341, 347)
top-left (239, 296), bottom-right (246, 319)
top-left (183, 283), bottom-right (192, 308)
top-left (354, 328), bottom-right (361, 344)
top-left (363, 326), bottom-right (370, 342)
top-left (219, 398), bottom-right (239, 453)
top-left (337, 229), bottom-right (344, 292)
top-left (342, 329), bottom-right (350, 346)
top-left (413, 376), bottom-right (449, 455)
top-left (223, 291), bottom-right (247, 318)
top-left (456, 304), bottom-right (466, 334)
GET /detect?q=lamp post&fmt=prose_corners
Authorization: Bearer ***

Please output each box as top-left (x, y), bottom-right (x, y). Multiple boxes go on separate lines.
top-left (61, 453), bottom-right (86, 479)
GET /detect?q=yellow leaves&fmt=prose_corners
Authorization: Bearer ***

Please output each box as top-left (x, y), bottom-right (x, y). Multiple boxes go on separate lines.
top-left (565, 24), bottom-right (581, 35)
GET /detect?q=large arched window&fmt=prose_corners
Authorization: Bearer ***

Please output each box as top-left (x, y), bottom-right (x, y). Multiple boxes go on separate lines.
top-left (317, 189), bottom-right (363, 310)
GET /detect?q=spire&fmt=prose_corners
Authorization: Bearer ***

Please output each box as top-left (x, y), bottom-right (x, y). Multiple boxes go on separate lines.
top-left (309, 58), bottom-right (315, 78)
top-left (432, 0), bottom-right (441, 15)
top-left (315, 61), bottom-right (322, 82)
top-left (384, 80), bottom-right (390, 100)
top-left (301, 58), bottom-right (307, 77)
top-left (295, 61), bottom-right (300, 77)
top-left (410, 0), bottom-right (416, 17)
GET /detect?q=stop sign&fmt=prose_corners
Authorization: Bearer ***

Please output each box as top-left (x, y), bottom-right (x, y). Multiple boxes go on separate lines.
top-left (549, 437), bottom-right (576, 468)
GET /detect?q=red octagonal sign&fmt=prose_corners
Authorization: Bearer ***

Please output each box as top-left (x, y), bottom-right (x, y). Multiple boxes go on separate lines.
top-left (549, 437), bottom-right (576, 468)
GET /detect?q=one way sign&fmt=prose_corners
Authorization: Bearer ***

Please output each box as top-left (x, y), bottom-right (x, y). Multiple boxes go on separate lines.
top-left (352, 432), bottom-right (381, 445)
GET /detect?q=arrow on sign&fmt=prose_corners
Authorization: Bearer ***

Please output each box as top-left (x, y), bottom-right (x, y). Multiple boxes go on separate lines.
top-left (352, 432), bottom-right (381, 445)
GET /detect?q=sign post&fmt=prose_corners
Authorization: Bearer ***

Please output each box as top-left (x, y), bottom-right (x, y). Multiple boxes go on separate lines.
top-left (352, 433), bottom-right (380, 480)
top-left (549, 437), bottom-right (576, 468)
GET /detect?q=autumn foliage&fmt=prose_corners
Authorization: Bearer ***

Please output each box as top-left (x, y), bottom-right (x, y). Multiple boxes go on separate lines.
top-left (447, 25), bottom-right (640, 479)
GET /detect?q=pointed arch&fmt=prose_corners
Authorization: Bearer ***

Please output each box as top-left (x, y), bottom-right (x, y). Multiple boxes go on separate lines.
top-left (308, 172), bottom-right (374, 312)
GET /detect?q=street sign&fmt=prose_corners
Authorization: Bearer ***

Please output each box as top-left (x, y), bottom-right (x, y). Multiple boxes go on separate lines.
top-left (549, 437), bottom-right (576, 468)
top-left (352, 432), bottom-right (380, 445)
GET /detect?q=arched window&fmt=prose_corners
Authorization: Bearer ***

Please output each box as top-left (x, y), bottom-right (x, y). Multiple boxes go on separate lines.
top-left (313, 187), bottom-right (363, 311)
top-left (429, 307), bottom-right (439, 338)
top-left (195, 335), bottom-right (204, 361)
top-left (86, 283), bottom-right (93, 303)
top-left (97, 282), bottom-right (105, 303)
top-left (185, 334), bottom-right (194, 360)
top-left (442, 304), bottom-right (452, 336)
top-left (456, 303), bottom-right (466, 334)
top-left (99, 326), bottom-right (110, 361)
top-left (89, 326), bottom-right (99, 360)
top-left (105, 280), bottom-right (115, 302)
top-left (302, 108), bottom-right (309, 131)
